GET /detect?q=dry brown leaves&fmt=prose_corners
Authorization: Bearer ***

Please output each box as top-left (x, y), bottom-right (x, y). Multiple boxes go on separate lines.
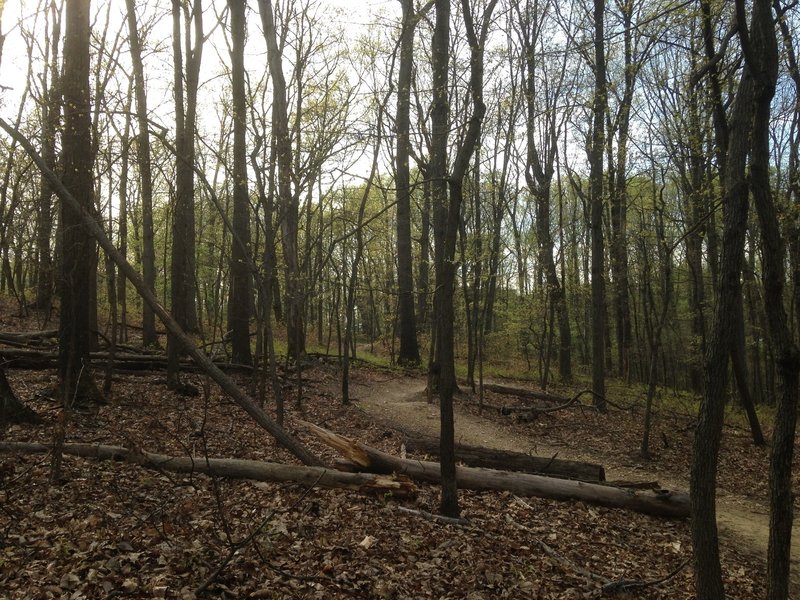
top-left (0, 314), bottom-right (772, 598)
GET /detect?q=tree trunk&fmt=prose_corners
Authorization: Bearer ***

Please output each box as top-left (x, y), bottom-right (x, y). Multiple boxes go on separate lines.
top-left (33, 2), bottom-right (61, 312)
top-left (589, 0), bottom-right (607, 408)
top-left (59, 0), bottom-right (97, 404)
top-left (402, 433), bottom-right (605, 481)
top-left (690, 3), bottom-right (759, 593)
top-left (429, 0), bottom-right (455, 517)
top-left (258, 0), bottom-right (304, 361)
top-left (748, 3), bottom-right (799, 596)
top-left (0, 441), bottom-right (415, 497)
top-left (125, 0), bottom-right (158, 347)
top-left (394, 0), bottom-right (421, 366)
top-left (227, 0), bottom-right (253, 366)
top-left (301, 421), bottom-right (689, 519)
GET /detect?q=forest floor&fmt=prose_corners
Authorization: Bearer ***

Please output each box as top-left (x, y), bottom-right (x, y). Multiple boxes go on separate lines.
top-left (1, 312), bottom-right (798, 597)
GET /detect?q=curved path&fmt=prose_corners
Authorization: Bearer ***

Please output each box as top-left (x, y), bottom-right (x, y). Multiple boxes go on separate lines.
top-left (350, 373), bottom-right (800, 594)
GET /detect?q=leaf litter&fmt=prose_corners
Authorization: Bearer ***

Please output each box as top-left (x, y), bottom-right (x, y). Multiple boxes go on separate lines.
top-left (0, 355), bottom-right (775, 598)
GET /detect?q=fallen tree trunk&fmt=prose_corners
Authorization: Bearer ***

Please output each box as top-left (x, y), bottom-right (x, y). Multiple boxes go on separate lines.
top-left (0, 118), bottom-right (321, 467)
top-left (402, 432), bottom-right (605, 481)
top-left (0, 330), bottom-right (58, 348)
top-left (0, 348), bottom-right (254, 374)
top-left (479, 382), bottom-right (569, 403)
top-left (299, 421), bottom-right (690, 519)
top-left (0, 441), bottom-right (416, 498)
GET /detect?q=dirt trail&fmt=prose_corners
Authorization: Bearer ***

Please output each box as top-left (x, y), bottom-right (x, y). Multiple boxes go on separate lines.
top-left (350, 373), bottom-right (800, 594)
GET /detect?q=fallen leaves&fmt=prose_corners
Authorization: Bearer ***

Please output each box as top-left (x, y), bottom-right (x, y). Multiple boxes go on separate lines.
top-left (0, 360), bottom-right (773, 598)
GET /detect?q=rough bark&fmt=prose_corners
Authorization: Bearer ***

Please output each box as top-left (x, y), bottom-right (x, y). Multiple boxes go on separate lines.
top-left (589, 0), bottom-right (607, 408)
top-left (258, 0), bottom-right (304, 361)
top-left (0, 441), bottom-right (415, 497)
top-left (227, 0), bottom-right (253, 366)
top-left (429, 0), bottom-right (455, 516)
top-left (394, 0), bottom-right (422, 366)
top-left (32, 1), bottom-right (61, 312)
top-left (125, 0), bottom-right (157, 347)
top-left (301, 421), bottom-right (689, 519)
top-left (402, 433), bottom-right (605, 481)
top-left (748, 3), bottom-right (799, 596)
top-left (690, 2), bottom-right (758, 594)
top-left (59, 0), bottom-right (97, 403)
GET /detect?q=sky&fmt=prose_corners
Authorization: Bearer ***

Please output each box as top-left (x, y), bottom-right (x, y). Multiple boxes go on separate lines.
top-left (0, 0), bottom-right (395, 120)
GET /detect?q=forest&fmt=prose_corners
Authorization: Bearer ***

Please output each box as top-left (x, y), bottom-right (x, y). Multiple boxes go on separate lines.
top-left (0, 0), bottom-right (799, 597)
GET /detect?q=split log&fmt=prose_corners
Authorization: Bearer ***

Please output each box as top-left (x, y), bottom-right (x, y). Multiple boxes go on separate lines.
top-left (299, 421), bottom-right (690, 519)
top-left (402, 432), bottom-right (605, 481)
top-left (0, 441), bottom-right (416, 498)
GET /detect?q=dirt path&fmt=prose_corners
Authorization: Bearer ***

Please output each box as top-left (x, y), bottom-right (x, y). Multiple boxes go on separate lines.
top-left (349, 373), bottom-right (800, 594)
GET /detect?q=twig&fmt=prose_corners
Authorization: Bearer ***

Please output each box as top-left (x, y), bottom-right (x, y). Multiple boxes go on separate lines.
top-left (393, 504), bottom-right (472, 527)
top-left (195, 471), bottom-right (327, 596)
top-left (601, 558), bottom-right (691, 593)
top-left (512, 496), bottom-right (690, 593)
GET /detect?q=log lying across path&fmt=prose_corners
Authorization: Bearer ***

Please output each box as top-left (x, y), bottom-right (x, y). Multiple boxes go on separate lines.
top-left (0, 441), bottom-right (416, 498)
top-left (300, 421), bottom-right (690, 519)
top-left (402, 432), bottom-right (605, 482)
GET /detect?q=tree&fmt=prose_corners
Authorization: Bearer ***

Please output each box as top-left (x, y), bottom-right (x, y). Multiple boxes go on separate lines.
top-left (516, 0), bottom-right (572, 382)
top-left (690, 0), bottom-right (774, 595)
top-left (258, 0), bottom-right (304, 361)
top-left (58, 0), bottom-right (96, 403)
top-left (125, 0), bottom-right (158, 347)
top-left (394, 0), bottom-right (428, 366)
top-left (589, 0), bottom-right (607, 408)
top-left (32, 0), bottom-right (61, 312)
top-left (167, 0), bottom-right (203, 389)
top-left (431, 0), bottom-right (497, 518)
top-left (227, 0), bottom-right (253, 366)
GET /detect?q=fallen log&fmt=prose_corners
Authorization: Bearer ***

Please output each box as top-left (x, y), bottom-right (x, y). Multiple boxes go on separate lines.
top-left (0, 441), bottom-right (416, 498)
top-left (480, 382), bottom-right (569, 404)
top-left (0, 329), bottom-right (58, 348)
top-left (402, 432), bottom-right (605, 481)
top-left (0, 348), bottom-right (254, 374)
top-left (299, 421), bottom-right (690, 519)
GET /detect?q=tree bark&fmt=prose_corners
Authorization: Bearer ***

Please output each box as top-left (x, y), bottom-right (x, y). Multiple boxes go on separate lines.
top-left (59, 0), bottom-right (97, 404)
top-left (0, 365), bottom-right (41, 424)
top-left (429, 0), bottom-right (455, 516)
top-left (589, 0), bottom-right (607, 408)
top-left (402, 433), bottom-right (605, 481)
top-left (125, 0), bottom-right (158, 347)
top-left (227, 0), bottom-right (253, 366)
top-left (32, 1), bottom-right (61, 312)
top-left (394, 0), bottom-right (422, 366)
top-left (748, 3), bottom-right (799, 597)
top-left (690, 2), bottom-right (759, 594)
top-left (0, 441), bottom-right (415, 497)
top-left (258, 0), bottom-right (304, 361)
top-left (301, 421), bottom-right (689, 519)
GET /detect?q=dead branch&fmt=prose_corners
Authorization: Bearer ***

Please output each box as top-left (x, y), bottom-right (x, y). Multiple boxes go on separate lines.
top-left (0, 441), bottom-right (417, 498)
